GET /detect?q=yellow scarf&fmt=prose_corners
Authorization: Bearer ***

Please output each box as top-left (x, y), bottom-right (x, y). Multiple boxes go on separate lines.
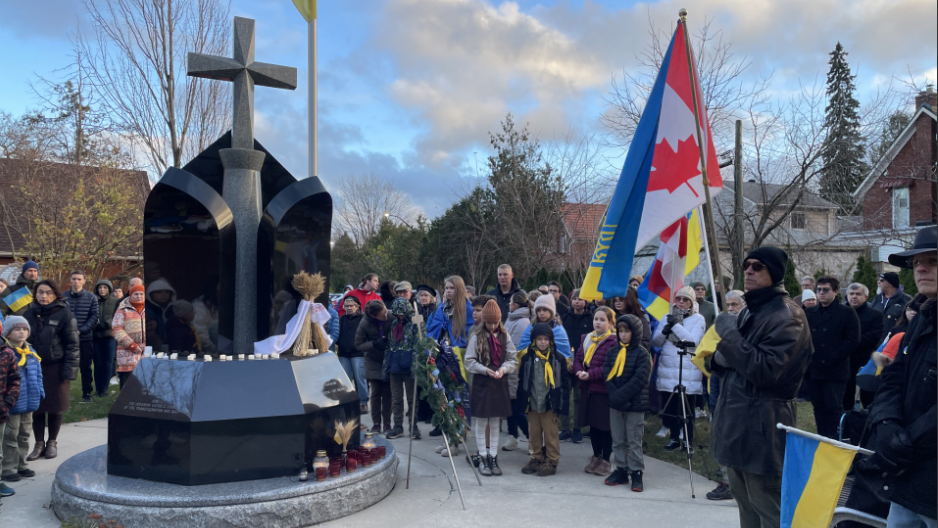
top-left (583, 330), bottom-right (613, 368)
top-left (10, 342), bottom-right (41, 367)
top-left (533, 347), bottom-right (555, 389)
top-left (606, 344), bottom-right (628, 381)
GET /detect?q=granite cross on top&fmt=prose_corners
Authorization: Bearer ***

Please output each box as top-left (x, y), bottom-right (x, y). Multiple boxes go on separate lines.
top-left (188, 16), bottom-right (297, 150)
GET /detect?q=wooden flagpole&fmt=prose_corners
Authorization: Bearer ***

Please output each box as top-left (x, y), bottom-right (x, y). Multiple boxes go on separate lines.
top-left (679, 8), bottom-right (726, 299)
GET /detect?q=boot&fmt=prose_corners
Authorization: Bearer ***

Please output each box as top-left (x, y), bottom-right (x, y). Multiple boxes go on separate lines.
top-left (584, 456), bottom-right (601, 474)
top-left (593, 459), bottom-right (612, 476)
top-left (44, 440), bottom-right (58, 459)
top-left (521, 457), bottom-right (543, 474)
top-left (630, 471), bottom-right (644, 492)
top-left (536, 460), bottom-right (557, 477)
top-left (26, 441), bottom-right (45, 462)
top-left (478, 454), bottom-right (493, 476)
top-left (489, 455), bottom-right (502, 476)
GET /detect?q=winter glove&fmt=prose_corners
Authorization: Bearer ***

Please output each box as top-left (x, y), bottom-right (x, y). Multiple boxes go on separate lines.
top-left (666, 314), bottom-right (680, 326)
top-left (661, 324), bottom-right (673, 337)
top-left (713, 350), bottom-right (729, 368)
top-left (860, 421), bottom-right (914, 475)
top-left (374, 337), bottom-right (388, 352)
top-left (714, 313), bottom-right (739, 338)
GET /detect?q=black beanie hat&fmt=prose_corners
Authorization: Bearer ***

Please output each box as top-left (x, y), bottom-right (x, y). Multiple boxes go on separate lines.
top-left (530, 323), bottom-right (553, 343)
top-left (744, 246), bottom-right (788, 284)
top-left (879, 272), bottom-right (900, 289)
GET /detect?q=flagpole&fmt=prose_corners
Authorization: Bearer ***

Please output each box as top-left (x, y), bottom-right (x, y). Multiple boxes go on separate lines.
top-left (698, 207), bottom-right (721, 315)
top-left (776, 423), bottom-right (875, 455)
top-left (308, 18), bottom-right (317, 178)
top-left (679, 9), bottom-right (725, 297)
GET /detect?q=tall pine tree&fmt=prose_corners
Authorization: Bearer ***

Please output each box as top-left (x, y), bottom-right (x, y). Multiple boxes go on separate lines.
top-left (819, 42), bottom-right (868, 214)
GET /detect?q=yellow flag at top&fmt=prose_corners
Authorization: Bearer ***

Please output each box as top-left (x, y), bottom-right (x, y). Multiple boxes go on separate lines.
top-left (292, 0), bottom-right (317, 22)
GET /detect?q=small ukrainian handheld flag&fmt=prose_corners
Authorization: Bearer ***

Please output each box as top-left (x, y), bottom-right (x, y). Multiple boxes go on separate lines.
top-left (2, 287), bottom-right (33, 314)
top-left (781, 429), bottom-right (857, 528)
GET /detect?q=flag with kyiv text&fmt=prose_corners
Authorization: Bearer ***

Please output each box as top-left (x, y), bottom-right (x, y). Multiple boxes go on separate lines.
top-left (579, 20), bottom-right (722, 301)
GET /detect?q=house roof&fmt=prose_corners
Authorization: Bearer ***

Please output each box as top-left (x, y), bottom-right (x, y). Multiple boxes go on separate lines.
top-left (561, 202), bottom-right (607, 240)
top-left (723, 181), bottom-right (838, 209)
top-left (0, 157), bottom-right (149, 257)
top-left (853, 104), bottom-right (938, 199)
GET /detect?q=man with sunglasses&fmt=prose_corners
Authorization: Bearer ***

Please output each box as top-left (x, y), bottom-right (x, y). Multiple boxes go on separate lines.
top-left (803, 276), bottom-right (861, 439)
top-left (863, 226), bottom-right (937, 527)
top-left (709, 246), bottom-right (813, 528)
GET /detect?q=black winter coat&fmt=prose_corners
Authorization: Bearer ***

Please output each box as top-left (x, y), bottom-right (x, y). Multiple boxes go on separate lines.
top-left (23, 299), bottom-right (80, 380)
top-left (94, 280), bottom-right (120, 340)
top-left (870, 291), bottom-right (913, 329)
top-left (561, 310), bottom-right (593, 357)
top-left (804, 300), bottom-right (860, 381)
top-left (486, 279), bottom-right (522, 323)
top-left (603, 344), bottom-right (651, 413)
top-left (63, 288), bottom-right (99, 341)
top-left (337, 313), bottom-right (364, 358)
top-left (355, 316), bottom-right (387, 380)
top-left (711, 285), bottom-right (813, 476)
top-left (852, 304), bottom-right (886, 371)
top-left (517, 346), bottom-right (570, 415)
top-left (868, 298), bottom-right (937, 518)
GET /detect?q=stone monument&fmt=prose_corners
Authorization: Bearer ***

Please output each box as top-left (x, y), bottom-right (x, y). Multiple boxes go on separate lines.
top-left (51, 17), bottom-right (398, 527)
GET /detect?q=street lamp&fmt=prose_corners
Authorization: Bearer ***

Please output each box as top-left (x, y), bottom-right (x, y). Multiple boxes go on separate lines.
top-left (383, 211), bottom-right (414, 229)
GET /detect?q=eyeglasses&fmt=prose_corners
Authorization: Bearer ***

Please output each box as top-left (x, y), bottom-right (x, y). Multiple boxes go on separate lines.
top-left (908, 256), bottom-right (938, 268)
top-left (816, 287), bottom-right (833, 293)
top-left (743, 260), bottom-right (765, 272)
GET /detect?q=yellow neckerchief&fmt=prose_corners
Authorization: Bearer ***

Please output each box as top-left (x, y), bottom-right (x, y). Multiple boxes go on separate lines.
top-left (533, 346), bottom-right (555, 389)
top-left (189, 324), bottom-right (203, 352)
top-left (5, 339), bottom-right (40, 367)
top-left (606, 343), bottom-right (629, 381)
top-left (583, 330), bottom-right (613, 367)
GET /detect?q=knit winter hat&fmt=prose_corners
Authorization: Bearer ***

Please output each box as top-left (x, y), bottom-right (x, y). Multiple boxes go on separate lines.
top-left (481, 299), bottom-right (502, 323)
top-left (1, 315), bottom-right (29, 338)
top-left (130, 284), bottom-right (146, 296)
top-left (744, 246), bottom-right (789, 284)
top-left (801, 289), bottom-right (817, 302)
top-left (879, 272), bottom-right (900, 289)
top-left (533, 293), bottom-right (557, 317)
top-left (22, 260), bottom-right (39, 273)
top-left (530, 323), bottom-right (553, 342)
top-left (675, 286), bottom-right (696, 302)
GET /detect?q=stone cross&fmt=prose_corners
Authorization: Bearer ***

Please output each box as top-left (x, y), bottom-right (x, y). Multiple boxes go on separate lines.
top-left (188, 17), bottom-right (298, 150)
top-left (186, 16), bottom-right (297, 353)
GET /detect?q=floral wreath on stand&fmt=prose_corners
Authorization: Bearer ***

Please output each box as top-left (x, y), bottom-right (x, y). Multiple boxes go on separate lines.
top-left (413, 329), bottom-right (470, 444)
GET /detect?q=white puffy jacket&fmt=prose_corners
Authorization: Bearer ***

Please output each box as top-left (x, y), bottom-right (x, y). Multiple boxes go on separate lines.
top-left (653, 312), bottom-right (706, 395)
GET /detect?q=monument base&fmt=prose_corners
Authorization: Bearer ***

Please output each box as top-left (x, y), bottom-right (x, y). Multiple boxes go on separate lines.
top-left (52, 441), bottom-right (398, 528)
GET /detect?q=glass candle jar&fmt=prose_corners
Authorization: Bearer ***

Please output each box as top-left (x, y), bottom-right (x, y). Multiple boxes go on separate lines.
top-left (362, 431), bottom-right (377, 450)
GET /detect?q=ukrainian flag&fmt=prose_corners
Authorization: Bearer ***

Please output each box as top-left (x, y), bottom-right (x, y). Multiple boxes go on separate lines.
top-left (781, 432), bottom-right (856, 528)
top-left (2, 287), bottom-right (33, 314)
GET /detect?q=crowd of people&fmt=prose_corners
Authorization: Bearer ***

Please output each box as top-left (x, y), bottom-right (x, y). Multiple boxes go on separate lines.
top-left (0, 227), bottom-right (934, 528)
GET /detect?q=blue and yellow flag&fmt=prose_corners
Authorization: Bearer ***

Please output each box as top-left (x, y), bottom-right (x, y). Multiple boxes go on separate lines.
top-left (781, 432), bottom-right (856, 528)
top-left (2, 287), bottom-right (33, 314)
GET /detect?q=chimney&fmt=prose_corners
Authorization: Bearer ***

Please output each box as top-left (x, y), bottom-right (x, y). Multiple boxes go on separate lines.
top-left (915, 84), bottom-right (937, 110)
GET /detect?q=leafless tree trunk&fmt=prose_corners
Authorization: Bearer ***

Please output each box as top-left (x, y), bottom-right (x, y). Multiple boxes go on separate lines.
top-left (78, 0), bottom-right (231, 175)
top-left (334, 172), bottom-right (418, 247)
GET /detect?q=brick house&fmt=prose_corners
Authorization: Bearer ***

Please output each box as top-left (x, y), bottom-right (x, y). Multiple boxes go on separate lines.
top-left (853, 88), bottom-right (937, 265)
top-left (0, 157), bottom-right (148, 284)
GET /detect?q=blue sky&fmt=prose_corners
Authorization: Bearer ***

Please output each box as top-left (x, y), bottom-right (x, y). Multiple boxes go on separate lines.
top-left (1, 0), bottom-right (935, 217)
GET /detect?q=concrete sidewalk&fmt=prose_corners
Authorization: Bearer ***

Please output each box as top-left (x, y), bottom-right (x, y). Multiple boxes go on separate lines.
top-left (0, 418), bottom-right (740, 527)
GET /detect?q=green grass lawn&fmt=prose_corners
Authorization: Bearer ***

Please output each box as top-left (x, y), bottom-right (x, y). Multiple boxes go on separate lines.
top-left (642, 401), bottom-right (817, 483)
top-left (62, 379), bottom-right (120, 424)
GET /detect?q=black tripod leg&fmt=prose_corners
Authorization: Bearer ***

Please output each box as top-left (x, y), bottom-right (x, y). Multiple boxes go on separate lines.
top-left (678, 387), bottom-right (696, 499)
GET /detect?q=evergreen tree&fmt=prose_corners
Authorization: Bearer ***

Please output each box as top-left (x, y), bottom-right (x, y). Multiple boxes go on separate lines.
top-left (852, 253), bottom-right (879, 295)
top-left (819, 42), bottom-right (868, 214)
top-left (783, 249), bottom-right (801, 296)
top-left (874, 111), bottom-right (911, 162)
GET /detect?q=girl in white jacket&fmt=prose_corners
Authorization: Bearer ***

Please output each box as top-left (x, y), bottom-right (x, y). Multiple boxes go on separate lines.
top-left (651, 286), bottom-right (706, 451)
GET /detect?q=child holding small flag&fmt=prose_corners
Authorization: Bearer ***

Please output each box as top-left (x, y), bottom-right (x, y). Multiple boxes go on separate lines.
top-left (573, 306), bottom-right (619, 476)
top-left (603, 315), bottom-right (651, 491)
top-left (518, 323), bottom-right (569, 476)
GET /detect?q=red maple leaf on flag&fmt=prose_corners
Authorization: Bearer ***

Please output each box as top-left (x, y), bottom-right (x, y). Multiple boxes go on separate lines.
top-left (648, 136), bottom-right (701, 197)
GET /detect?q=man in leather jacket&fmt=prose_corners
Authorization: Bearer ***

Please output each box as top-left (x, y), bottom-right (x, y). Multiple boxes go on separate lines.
top-left (710, 246), bottom-right (813, 528)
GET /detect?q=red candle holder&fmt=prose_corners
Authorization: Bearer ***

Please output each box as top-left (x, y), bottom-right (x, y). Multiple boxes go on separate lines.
top-left (315, 467), bottom-right (327, 481)
top-left (363, 452), bottom-right (372, 467)
top-left (370, 448), bottom-right (379, 461)
top-left (346, 457), bottom-right (357, 472)
top-left (377, 445), bottom-right (387, 459)
top-left (329, 464), bottom-right (341, 477)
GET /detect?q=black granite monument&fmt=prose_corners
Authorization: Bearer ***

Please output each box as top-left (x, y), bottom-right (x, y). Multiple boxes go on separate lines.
top-left (109, 16), bottom-right (359, 486)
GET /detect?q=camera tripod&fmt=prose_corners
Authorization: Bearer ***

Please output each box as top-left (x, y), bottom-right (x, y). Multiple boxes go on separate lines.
top-left (659, 339), bottom-right (699, 498)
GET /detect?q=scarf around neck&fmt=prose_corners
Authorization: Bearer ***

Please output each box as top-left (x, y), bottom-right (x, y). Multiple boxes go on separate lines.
top-left (534, 347), bottom-right (555, 389)
top-left (6, 340), bottom-right (40, 366)
top-left (607, 343), bottom-right (629, 381)
top-left (583, 330), bottom-right (613, 367)
top-left (487, 332), bottom-right (503, 367)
